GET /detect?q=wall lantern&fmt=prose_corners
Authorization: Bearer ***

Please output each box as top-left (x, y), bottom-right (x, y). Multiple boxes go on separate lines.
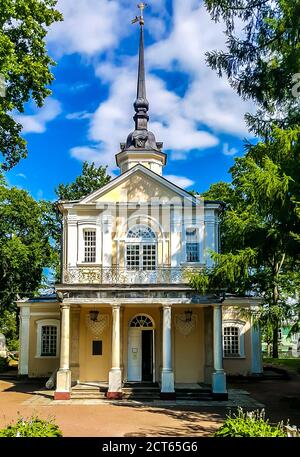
top-left (184, 309), bottom-right (193, 322)
top-left (89, 310), bottom-right (99, 322)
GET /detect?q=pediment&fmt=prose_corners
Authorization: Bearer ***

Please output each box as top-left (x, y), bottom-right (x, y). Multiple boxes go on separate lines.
top-left (79, 165), bottom-right (195, 205)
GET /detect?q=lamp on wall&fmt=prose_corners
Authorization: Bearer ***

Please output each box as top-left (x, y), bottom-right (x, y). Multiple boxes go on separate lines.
top-left (89, 310), bottom-right (99, 322)
top-left (184, 309), bottom-right (193, 322)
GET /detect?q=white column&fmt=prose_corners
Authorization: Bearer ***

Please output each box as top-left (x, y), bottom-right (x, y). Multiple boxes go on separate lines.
top-left (171, 208), bottom-right (182, 267)
top-left (19, 305), bottom-right (30, 375)
top-left (251, 324), bottom-right (263, 375)
top-left (102, 216), bottom-right (113, 268)
top-left (108, 304), bottom-right (122, 399)
top-left (161, 305), bottom-right (175, 397)
top-left (212, 304), bottom-right (227, 398)
top-left (67, 215), bottom-right (77, 267)
top-left (55, 304), bottom-right (71, 400)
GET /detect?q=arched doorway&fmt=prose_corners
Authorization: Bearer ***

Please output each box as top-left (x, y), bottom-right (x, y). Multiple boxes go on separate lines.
top-left (127, 314), bottom-right (155, 382)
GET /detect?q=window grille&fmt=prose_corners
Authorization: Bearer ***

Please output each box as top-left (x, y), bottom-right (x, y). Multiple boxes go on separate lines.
top-left (41, 326), bottom-right (57, 356)
top-left (130, 315), bottom-right (154, 328)
top-left (126, 225), bottom-right (157, 270)
top-left (84, 230), bottom-right (96, 263)
top-left (186, 228), bottom-right (199, 262)
top-left (223, 326), bottom-right (240, 357)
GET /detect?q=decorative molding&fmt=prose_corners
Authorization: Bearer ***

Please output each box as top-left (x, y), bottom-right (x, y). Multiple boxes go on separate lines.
top-left (85, 313), bottom-right (109, 337)
top-left (175, 314), bottom-right (197, 336)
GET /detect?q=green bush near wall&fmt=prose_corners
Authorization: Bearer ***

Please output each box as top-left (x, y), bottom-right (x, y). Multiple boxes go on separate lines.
top-left (0, 356), bottom-right (9, 373)
top-left (214, 408), bottom-right (286, 437)
top-left (0, 416), bottom-right (62, 437)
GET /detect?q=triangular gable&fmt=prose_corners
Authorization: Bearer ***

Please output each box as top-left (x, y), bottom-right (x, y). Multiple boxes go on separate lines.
top-left (79, 164), bottom-right (197, 205)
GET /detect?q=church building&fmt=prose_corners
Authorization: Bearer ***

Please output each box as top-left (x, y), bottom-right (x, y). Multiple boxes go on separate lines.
top-left (17, 6), bottom-right (263, 401)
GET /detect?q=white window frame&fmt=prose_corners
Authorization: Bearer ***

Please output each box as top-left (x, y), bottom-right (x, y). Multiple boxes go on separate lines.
top-left (222, 320), bottom-right (245, 358)
top-left (125, 225), bottom-right (157, 271)
top-left (83, 228), bottom-right (96, 263)
top-left (185, 226), bottom-right (200, 263)
top-left (35, 319), bottom-right (60, 358)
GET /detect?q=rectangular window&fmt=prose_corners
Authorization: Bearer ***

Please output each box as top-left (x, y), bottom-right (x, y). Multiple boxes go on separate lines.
top-left (84, 230), bottom-right (96, 263)
top-left (224, 327), bottom-right (239, 357)
top-left (186, 228), bottom-right (199, 262)
top-left (41, 326), bottom-right (57, 356)
top-left (142, 244), bottom-right (156, 270)
top-left (126, 244), bottom-right (140, 270)
top-left (92, 340), bottom-right (102, 355)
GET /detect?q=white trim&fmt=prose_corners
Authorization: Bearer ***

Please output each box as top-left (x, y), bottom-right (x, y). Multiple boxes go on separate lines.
top-left (35, 319), bottom-right (60, 358)
top-left (222, 319), bottom-right (246, 358)
top-left (19, 306), bottom-right (30, 375)
top-left (30, 312), bottom-right (60, 317)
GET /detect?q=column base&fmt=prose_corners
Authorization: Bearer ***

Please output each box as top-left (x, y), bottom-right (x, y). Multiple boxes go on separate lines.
top-left (212, 392), bottom-right (228, 401)
top-left (54, 369), bottom-right (71, 400)
top-left (108, 369), bottom-right (122, 399)
top-left (212, 370), bottom-right (227, 395)
top-left (160, 392), bottom-right (176, 400)
top-left (160, 370), bottom-right (175, 394)
top-left (106, 391), bottom-right (123, 400)
top-left (54, 391), bottom-right (71, 400)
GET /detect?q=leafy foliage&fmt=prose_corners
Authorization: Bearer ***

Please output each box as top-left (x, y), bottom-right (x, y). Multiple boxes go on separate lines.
top-left (204, 0), bottom-right (300, 135)
top-left (0, 176), bottom-right (54, 314)
top-left (56, 162), bottom-right (111, 201)
top-left (192, 127), bottom-right (300, 357)
top-left (0, 309), bottom-right (18, 350)
top-left (0, 416), bottom-right (62, 437)
top-left (0, 0), bottom-right (63, 169)
top-left (214, 408), bottom-right (286, 437)
top-left (0, 356), bottom-right (9, 373)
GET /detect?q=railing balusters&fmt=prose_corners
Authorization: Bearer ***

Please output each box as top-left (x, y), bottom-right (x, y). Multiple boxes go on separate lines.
top-left (62, 266), bottom-right (202, 285)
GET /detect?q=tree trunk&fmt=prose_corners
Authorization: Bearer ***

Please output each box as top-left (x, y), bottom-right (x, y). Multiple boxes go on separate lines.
top-left (272, 320), bottom-right (279, 358)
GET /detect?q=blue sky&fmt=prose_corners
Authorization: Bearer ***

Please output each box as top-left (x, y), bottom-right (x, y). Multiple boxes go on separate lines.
top-left (6, 0), bottom-right (254, 201)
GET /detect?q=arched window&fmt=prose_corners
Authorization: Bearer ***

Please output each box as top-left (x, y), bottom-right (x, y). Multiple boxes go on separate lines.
top-left (126, 225), bottom-right (156, 271)
top-left (130, 315), bottom-right (154, 328)
top-left (223, 320), bottom-right (245, 358)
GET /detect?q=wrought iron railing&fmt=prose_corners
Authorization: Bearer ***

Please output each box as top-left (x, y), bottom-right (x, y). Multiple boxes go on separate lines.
top-left (62, 266), bottom-right (202, 285)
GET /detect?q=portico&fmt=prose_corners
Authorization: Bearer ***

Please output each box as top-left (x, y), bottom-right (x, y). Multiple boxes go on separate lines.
top-left (53, 298), bottom-right (228, 400)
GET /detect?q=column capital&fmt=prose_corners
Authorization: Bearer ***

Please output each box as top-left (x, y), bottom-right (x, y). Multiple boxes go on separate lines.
top-left (161, 304), bottom-right (172, 310)
top-left (111, 303), bottom-right (121, 310)
top-left (60, 303), bottom-right (71, 310)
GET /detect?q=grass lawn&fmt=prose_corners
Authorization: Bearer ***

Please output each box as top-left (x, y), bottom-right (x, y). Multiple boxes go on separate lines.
top-left (264, 358), bottom-right (300, 374)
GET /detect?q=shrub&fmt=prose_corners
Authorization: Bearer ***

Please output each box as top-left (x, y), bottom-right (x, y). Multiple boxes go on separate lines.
top-left (214, 408), bottom-right (287, 437)
top-left (0, 416), bottom-right (62, 437)
top-left (0, 356), bottom-right (9, 373)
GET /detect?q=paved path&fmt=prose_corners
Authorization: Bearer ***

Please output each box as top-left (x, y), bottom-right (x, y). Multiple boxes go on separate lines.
top-left (0, 379), bottom-right (262, 437)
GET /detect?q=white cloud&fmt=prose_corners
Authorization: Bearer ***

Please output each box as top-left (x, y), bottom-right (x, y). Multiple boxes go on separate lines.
top-left (16, 173), bottom-right (27, 179)
top-left (223, 143), bottom-right (238, 156)
top-left (15, 99), bottom-right (62, 134)
top-left (164, 174), bottom-right (194, 189)
top-left (48, 0), bottom-right (125, 56)
top-left (66, 111), bottom-right (92, 120)
top-left (50, 0), bottom-right (254, 170)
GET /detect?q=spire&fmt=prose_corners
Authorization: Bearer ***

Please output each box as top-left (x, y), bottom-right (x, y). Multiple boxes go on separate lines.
top-left (133, 3), bottom-right (149, 130)
top-left (116, 4), bottom-right (166, 175)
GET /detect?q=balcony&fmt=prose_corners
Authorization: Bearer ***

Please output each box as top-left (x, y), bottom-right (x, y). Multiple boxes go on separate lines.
top-left (62, 265), bottom-right (202, 285)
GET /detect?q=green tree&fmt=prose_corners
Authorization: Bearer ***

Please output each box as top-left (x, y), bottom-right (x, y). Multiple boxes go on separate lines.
top-left (0, 175), bottom-right (54, 316)
top-left (204, 0), bottom-right (300, 135)
top-left (46, 162), bottom-right (111, 281)
top-left (0, 0), bottom-right (62, 169)
top-left (191, 127), bottom-right (300, 357)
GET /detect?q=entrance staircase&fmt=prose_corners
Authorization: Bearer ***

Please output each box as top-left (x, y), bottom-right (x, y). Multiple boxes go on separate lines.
top-left (71, 383), bottom-right (108, 400)
top-left (71, 382), bottom-right (213, 401)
